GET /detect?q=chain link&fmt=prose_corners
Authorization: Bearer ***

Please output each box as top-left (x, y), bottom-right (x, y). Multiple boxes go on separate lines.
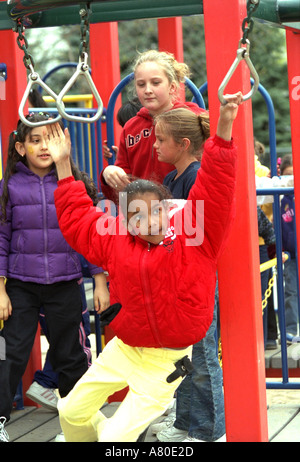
top-left (14, 19), bottom-right (35, 70)
top-left (79, 5), bottom-right (91, 58)
top-left (241, 0), bottom-right (260, 44)
top-left (262, 274), bottom-right (275, 313)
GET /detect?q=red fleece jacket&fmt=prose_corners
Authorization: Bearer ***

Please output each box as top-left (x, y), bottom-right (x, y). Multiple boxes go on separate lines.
top-left (55, 135), bottom-right (237, 349)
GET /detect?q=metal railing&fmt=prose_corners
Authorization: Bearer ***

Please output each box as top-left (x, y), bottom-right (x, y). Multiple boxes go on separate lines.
top-left (3, 74), bottom-right (299, 386)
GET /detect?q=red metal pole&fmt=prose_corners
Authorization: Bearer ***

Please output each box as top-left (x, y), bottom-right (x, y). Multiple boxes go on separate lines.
top-left (286, 28), bottom-right (300, 322)
top-left (23, 329), bottom-right (42, 407)
top-left (157, 17), bottom-right (185, 102)
top-left (90, 22), bottom-right (122, 171)
top-left (203, 0), bottom-right (268, 441)
top-left (157, 17), bottom-right (184, 61)
top-left (0, 27), bottom-right (27, 168)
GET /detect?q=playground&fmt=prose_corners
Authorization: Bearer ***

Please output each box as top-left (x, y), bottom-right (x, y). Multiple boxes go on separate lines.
top-left (3, 334), bottom-right (300, 442)
top-left (0, 0), bottom-right (300, 442)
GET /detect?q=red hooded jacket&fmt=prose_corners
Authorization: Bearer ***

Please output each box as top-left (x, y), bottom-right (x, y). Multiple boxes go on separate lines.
top-left (55, 135), bottom-right (237, 349)
top-left (100, 102), bottom-right (206, 200)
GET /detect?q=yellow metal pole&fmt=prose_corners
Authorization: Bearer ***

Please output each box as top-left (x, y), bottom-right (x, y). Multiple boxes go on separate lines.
top-left (260, 254), bottom-right (288, 273)
top-left (43, 94), bottom-right (93, 105)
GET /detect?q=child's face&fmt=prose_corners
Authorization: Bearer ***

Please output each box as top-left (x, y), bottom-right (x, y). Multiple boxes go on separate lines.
top-left (154, 122), bottom-right (181, 164)
top-left (126, 192), bottom-right (169, 245)
top-left (15, 126), bottom-right (53, 177)
top-left (135, 62), bottom-right (176, 116)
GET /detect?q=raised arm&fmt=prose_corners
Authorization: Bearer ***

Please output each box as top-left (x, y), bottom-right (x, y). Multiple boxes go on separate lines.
top-left (183, 92), bottom-right (243, 257)
top-left (44, 124), bottom-right (115, 270)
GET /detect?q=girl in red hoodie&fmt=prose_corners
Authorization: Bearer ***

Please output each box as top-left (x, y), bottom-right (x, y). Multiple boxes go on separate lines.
top-left (100, 50), bottom-right (206, 201)
top-left (47, 91), bottom-right (242, 442)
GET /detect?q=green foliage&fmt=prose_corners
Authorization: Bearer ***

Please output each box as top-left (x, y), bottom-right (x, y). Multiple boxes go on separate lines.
top-left (118, 17), bottom-right (291, 156)
top-left (27, 25), bottom-right (91, 99)
top-left (249, 21), bottom-right (291, 156)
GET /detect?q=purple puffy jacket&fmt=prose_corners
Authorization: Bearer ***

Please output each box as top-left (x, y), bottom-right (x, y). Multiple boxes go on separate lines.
top-left (0, 162), bottom-right (99, 284)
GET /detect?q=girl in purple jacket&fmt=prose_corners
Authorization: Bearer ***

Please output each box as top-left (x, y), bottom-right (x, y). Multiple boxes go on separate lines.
top-left (0, 113), bottom-right (108, 442)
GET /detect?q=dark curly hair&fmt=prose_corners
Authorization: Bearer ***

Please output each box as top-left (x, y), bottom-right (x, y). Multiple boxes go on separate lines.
top-left (119, 177), bottom-right (172, 216)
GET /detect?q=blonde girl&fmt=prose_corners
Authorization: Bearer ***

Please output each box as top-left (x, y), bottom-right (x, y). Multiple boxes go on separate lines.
top-left (100, 50), bottom-right (206, 199)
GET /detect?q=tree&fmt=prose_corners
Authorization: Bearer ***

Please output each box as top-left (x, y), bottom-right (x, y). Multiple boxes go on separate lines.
top-left (117, 17), bottom-right (290, 158)
top-left (249, 21), bottom-right (290, 159)
top-left (26, 16), bottom-right (291, 159)
top-left (27, 24), bottom-right (91, 101)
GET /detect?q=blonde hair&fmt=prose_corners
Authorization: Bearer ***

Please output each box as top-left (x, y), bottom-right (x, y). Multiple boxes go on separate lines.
top-left (155, 108), bottom-right (210, 157)
top-left (133, 50), bottom-right (190, 95)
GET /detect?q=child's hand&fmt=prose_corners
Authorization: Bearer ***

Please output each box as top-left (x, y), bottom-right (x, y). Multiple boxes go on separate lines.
top-left (217, 91), bottom-right (243, 141)
top-left (103, 140), bottom-right (118, 160)
top-left (94, 285), bottom-right (110, 313)
top-left (43, 123), bottom-right (71, 165)
top-left (103, 165), bottom-right (130, 190)
top-left (44, 123), bottom-right (73, 179)
top-left (93, 273), bottom-right (110, 313)
top-left (0, 292), bottom-right (12, 321)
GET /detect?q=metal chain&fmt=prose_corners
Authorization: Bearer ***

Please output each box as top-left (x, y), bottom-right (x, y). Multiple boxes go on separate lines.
top-left (79, 5), bottom-right (91, 58)
top-left (218, 337), bottom-right (222, 368)
top-left (262, 274), bottom-right (275, 313)
top-left (241, 0), bottom-right (260, 44)
top-left (14, 19), bottom-right (35, 70)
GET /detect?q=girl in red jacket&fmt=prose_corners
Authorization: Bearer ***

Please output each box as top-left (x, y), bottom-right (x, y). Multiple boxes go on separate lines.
top-left (100, 50), bottom-right (206, 201)
top-left (47, 92), bottom-right (242, 442)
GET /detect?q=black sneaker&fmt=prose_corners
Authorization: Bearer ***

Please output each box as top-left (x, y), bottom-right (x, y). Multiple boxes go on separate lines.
top-left (286, 333), bottom-right (300, 345)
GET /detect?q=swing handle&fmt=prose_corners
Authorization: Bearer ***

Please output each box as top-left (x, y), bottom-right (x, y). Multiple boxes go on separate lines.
top-left (56, 53), bottom-right (104, 123)
top-left (15, 19), bottom-right (63, 127)
top-left (18, 66), bottom-right (64, 127)
top-left (218, 39), bottom-right (259, 105)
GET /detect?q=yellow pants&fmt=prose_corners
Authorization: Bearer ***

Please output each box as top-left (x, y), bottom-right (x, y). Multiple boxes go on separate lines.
top-left (58, 336), bottom-right (192, 442)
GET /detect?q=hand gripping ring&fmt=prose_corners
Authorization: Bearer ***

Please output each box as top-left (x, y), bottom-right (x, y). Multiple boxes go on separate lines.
top-left (218, 40), bottom-right (259, 105)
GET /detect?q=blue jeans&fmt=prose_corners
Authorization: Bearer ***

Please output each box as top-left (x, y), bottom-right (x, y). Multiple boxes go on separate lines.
top-left (284, 257), bottom-right (299, 336)
top-left (174, 289), bottom-right (225, 441)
